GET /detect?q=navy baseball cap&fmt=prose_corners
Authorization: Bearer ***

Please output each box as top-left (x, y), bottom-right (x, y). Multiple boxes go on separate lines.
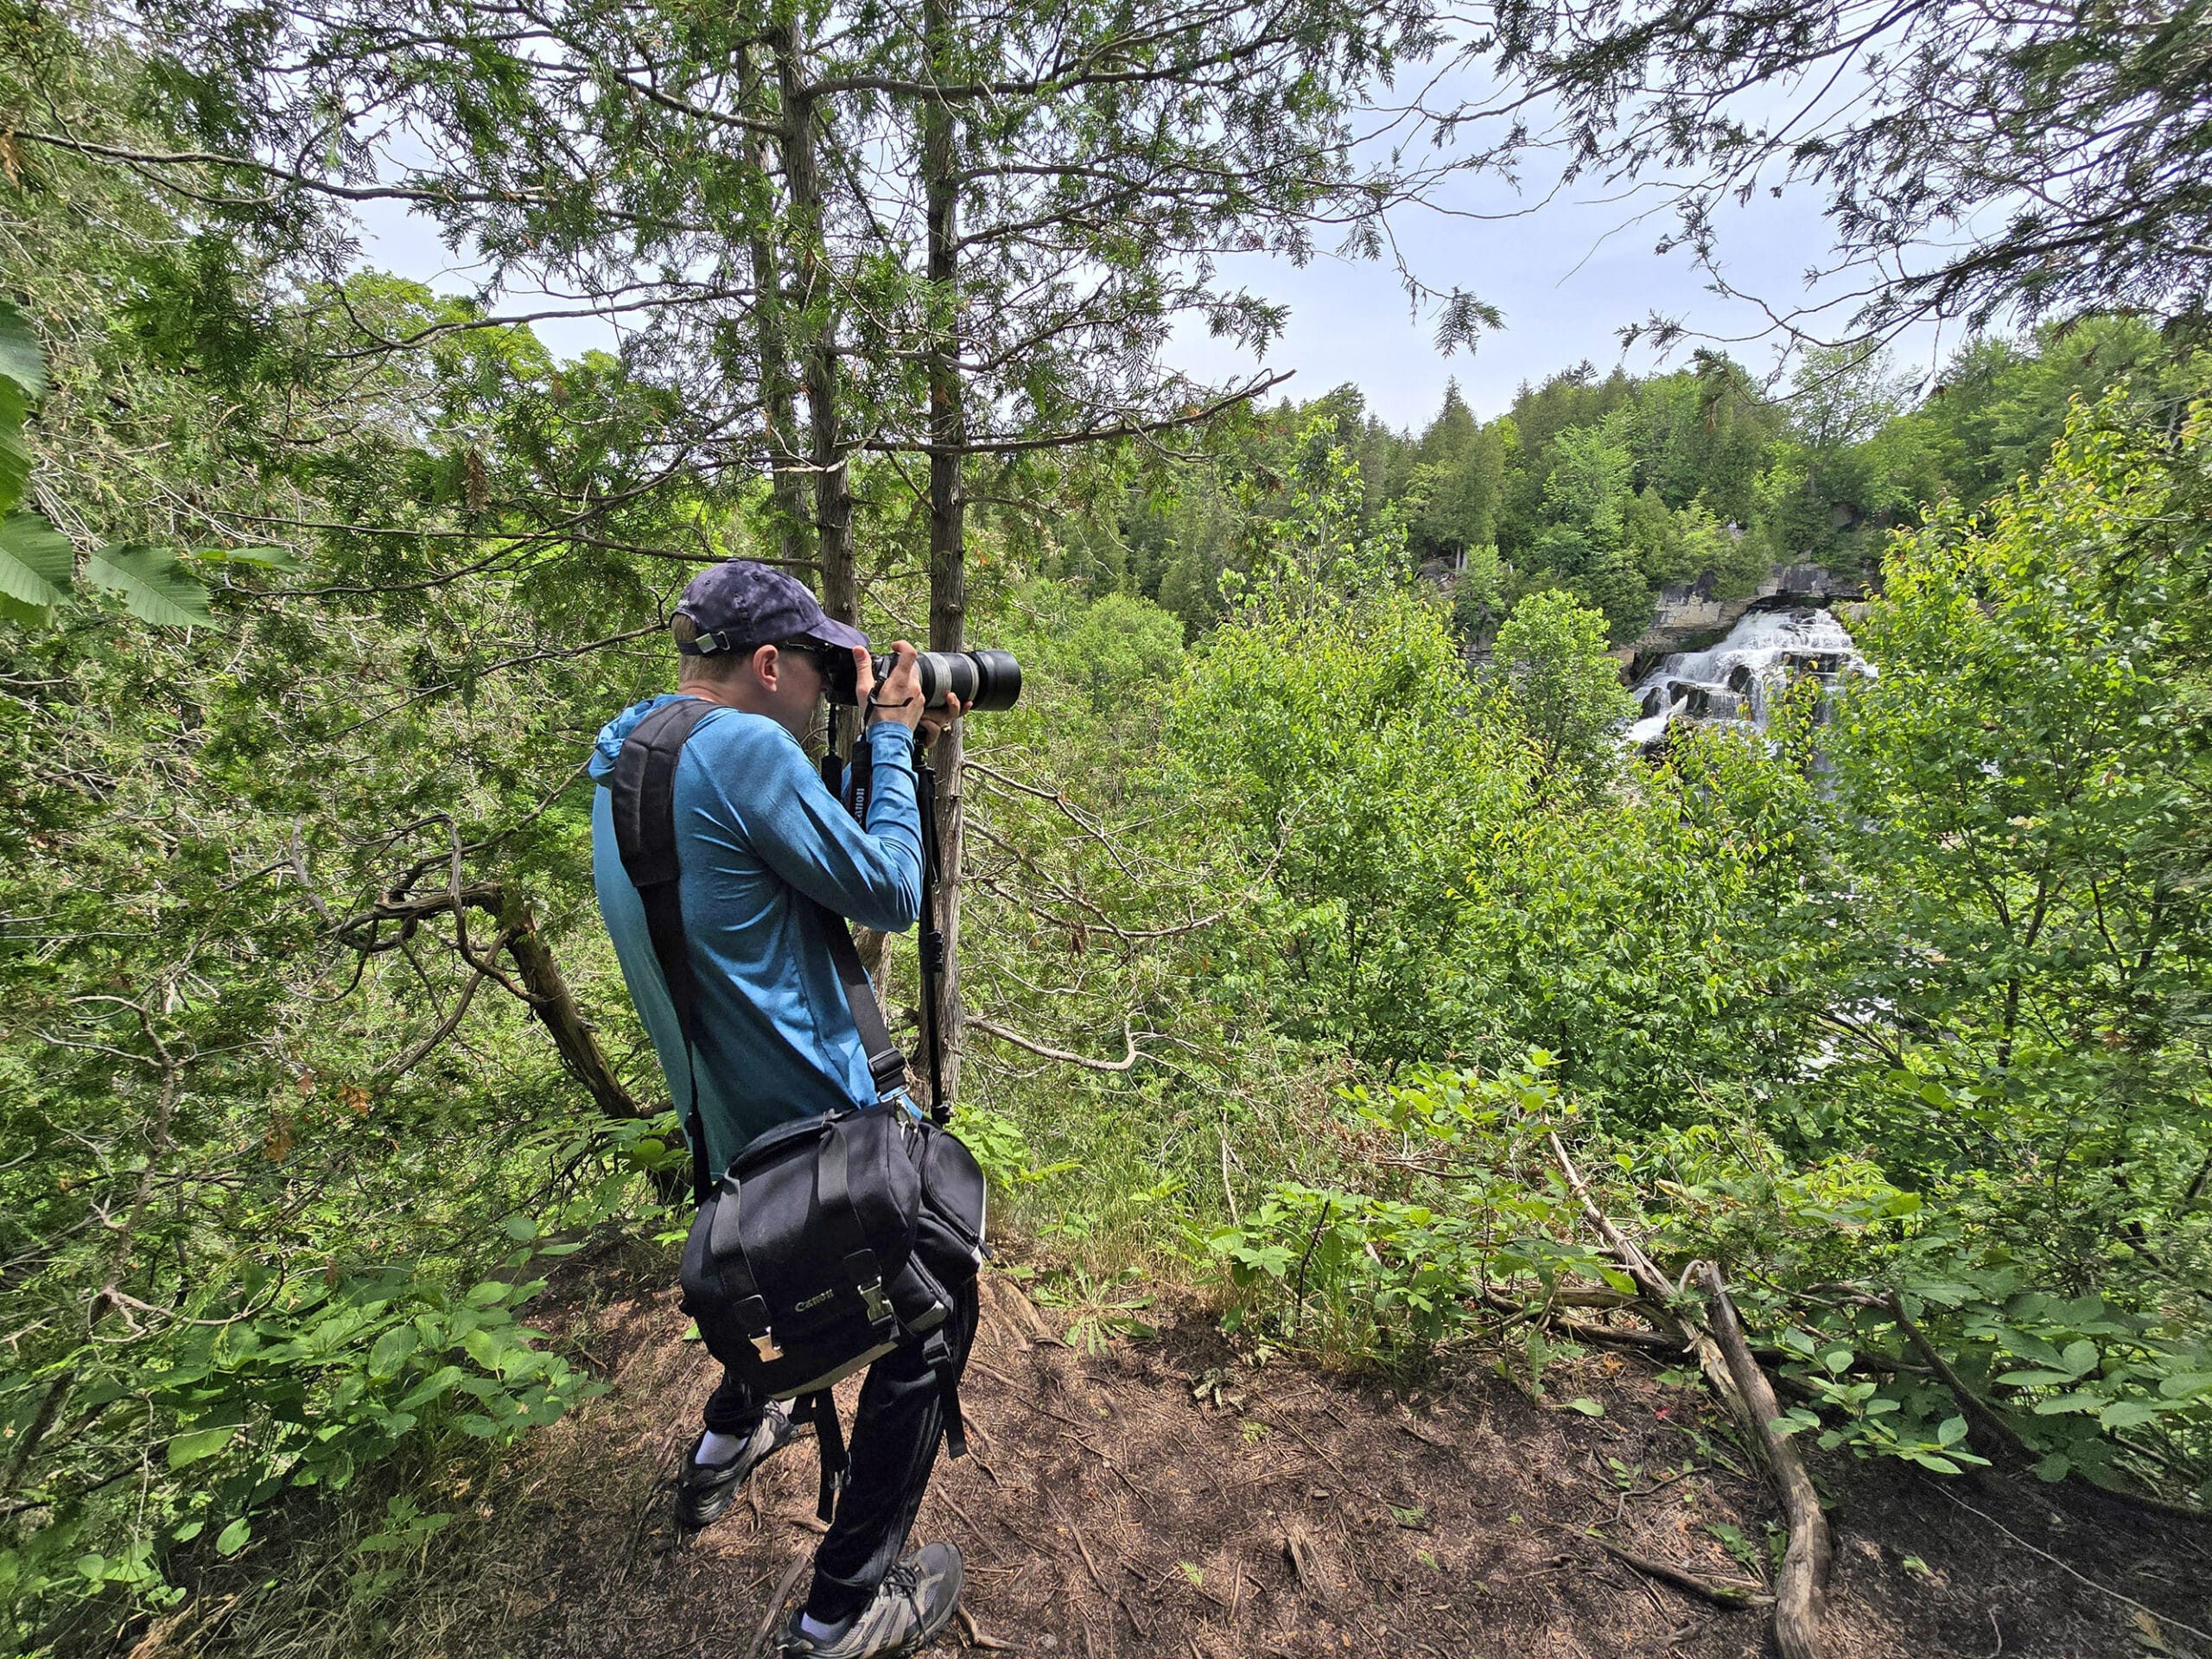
top-left (673, 559), bottom-right (868, 657)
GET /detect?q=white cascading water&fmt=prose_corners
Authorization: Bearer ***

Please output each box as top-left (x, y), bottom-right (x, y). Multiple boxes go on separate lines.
top-left (1624, 605), bottom-right (1870, 747)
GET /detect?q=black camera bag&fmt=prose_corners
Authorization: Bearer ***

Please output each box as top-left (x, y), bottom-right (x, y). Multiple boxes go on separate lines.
top-left (607, 696), bottom-right (986, 1520)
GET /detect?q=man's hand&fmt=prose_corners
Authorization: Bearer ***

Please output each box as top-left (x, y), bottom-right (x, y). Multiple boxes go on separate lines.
top-left (863, 642), bottom-right (964, 739)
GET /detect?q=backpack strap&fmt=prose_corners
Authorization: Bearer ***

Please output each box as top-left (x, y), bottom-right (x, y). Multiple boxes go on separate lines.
top-left (820, 901), bottom-right (915, 1107)
top-left (608, 697), bottom-right (723, 1204)
top-left (921, 1326), bottom-right (967, 1460)
top-left (802, 1389), bottom-right (847, 1522)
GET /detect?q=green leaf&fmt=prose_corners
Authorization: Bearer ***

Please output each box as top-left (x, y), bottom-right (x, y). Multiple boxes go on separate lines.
top-left (167, 1425), bottom-right (238, 1469)
top-left (1560, 1396), bottom-right (1605, 1417)
top-left (2031, 1390), bottom-right (2107, 1416)
top-left (502, 1215), bottom-right (538, 1242)
top-left (85, 543), bottom-right (219, 627)
top-left (1936, 1414), bottom-right (1968, 1447)
top-left (2097, 1401), bottom-right (2160, 1431)
top-left (0, 511), bottom-right (71, 611)
top-left (0, 299), bottom-right (48, 401)
top-left (1993, 1369), bottom-right (2078, 1389)
top-left (368, 1325), bottom-right (420, 1380)
top-left (2060, 1340), bottom-right (2099, 1377)
top-left (0, 380), bottom-right (29, 515)
top-left (197, 543), bottom-right (300, 570)
top-left (215, 1517), bottom-right (251, 1556)
top-left (2157, 1372), bottom-right (2212, 1401)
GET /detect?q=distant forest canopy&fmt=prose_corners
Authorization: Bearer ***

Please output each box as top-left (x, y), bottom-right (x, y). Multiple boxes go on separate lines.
top-left (1059, 315), bottom-right (2205, 645)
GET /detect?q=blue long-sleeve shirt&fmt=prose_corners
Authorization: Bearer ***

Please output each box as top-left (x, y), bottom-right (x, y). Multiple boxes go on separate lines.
top-left (589, 694), bottom-right (924, 1172)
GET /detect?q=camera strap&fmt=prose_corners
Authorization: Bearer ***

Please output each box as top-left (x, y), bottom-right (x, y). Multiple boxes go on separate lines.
top-left (610, 697), bottom-right (909, 1205)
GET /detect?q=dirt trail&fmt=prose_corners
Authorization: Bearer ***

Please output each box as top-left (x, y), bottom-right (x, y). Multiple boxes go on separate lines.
top-left (438, 1260), bottom-right (2209, 1659)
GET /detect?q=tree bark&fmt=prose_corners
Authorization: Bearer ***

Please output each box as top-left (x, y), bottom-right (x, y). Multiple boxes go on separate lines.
top-left (1699, 1262), bottom-right (1832, 1659)
top-left (773, 25), bottom-right (855, 625)
top-left (742, 67), bottom-right (816, 579)
top-left (921, 0), bottom-right (967, 1103)
top-left (493, 887), bottom-right (650, 1122)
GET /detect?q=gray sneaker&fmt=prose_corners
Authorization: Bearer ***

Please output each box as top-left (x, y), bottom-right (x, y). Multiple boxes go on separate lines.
top-left (674, 1403), bottom-right (797, 1532)
top-left (779, 1542), bottom-right (964, 1657)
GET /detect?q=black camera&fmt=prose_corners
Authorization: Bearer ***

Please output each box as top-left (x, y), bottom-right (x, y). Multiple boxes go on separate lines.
top-left (824, 647), bottom-right (1022, 714)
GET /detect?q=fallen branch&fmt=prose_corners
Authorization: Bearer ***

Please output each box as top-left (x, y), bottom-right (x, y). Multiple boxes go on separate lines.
top-left (1546, 1132), bottom-right (1745, 1413)
top-left (1476, 1289), bottom-right (1683, 1352)
top-left (967, 1014), bottom-right (1143, 1072)
top-left (1590, 1537), bottom-right (1769, 1611)
top-left (1699, 1262), bottom-right (1831, 1659)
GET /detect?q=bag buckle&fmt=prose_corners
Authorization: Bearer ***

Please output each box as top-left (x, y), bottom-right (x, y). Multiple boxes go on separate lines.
top-left (858, 1279), bottom-right (892, 1327)
top-left (752, 1330), bottom-right (785, 1363)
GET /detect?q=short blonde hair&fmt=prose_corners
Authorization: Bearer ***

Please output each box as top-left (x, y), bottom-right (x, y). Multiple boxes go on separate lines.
top-left (672, 613), bottom-right (749, 686)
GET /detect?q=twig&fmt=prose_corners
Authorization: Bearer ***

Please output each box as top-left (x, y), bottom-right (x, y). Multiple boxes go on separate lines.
top-left (745, 1554), bottom-right (811, 1659)
top-left (1589, 1538), bottom-right (1769, 1611)
top-left (955, 1606), bottom-right (1014, 1650)
top-left (1925, 1484), bottom-right (2212, 1644)
top-left (1699, 1263), bottom-right (1831, 1659)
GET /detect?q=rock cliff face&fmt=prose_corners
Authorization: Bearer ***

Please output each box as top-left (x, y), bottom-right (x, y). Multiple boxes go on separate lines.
top-left (1625, 565), bottom-right (1859, 678)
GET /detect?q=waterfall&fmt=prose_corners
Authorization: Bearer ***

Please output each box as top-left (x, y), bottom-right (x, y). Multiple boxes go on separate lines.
top-left (1624, 605), bottom-right (1870, 748)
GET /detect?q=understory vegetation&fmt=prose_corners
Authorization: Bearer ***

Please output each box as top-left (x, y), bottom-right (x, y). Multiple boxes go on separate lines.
top-left (4, 0), bottom-right (2212, 1650)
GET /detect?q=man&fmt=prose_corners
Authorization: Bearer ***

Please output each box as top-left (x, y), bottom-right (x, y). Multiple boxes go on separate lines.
top-left (588, 558), bottom-right (970, 1659)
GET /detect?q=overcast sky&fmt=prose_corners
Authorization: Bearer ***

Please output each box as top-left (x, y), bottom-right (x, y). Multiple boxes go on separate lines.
top-left (355, 94), bottom-right (1959, 436)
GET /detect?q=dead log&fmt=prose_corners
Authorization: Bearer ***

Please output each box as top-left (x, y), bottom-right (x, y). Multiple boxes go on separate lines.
top-left (1699, 1262), bottom-right (1831, 1659)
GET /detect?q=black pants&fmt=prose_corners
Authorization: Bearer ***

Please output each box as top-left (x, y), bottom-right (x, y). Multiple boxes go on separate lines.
top-left (702, 1281), bottom-right (979, 1626)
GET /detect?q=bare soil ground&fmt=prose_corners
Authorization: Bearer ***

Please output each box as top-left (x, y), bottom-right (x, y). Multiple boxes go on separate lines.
top-left (193, 1245), bottom-right (2212, 1659)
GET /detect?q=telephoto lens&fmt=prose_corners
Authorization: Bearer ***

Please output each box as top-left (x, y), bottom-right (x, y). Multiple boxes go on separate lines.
top-left (897, 648), bottom-right (1021, 714)
top-left (827, 647), bottom-right (1021, 712)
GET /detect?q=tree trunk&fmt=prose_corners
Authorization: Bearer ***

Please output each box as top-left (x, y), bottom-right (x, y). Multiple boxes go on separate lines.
top-left (491, 888), bottom-right (647, 1122)
top-left (742, 73), bottom-right (816, 580)
top-left (773, 27), bottom-right (855, 625)
top-left (921, 0), bottom-right (967, 1104)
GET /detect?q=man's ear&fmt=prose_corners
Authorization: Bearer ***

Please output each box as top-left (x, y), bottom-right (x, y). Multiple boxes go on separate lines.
top-left (750, 642), bottom-right (781, 690)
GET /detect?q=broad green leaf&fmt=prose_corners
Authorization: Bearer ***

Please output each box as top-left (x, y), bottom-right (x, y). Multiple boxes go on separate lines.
top-left (167, 1425), bottom-right (238, 1469)
top-left (215, 1517), bottom-right (251, 1556)
top-left (2060, 1340), bottom-right (2099, 1377)
top-left (368, 1325), bottom-right (420, 1380)
top-left (397, 1363), bottom-right (463, 1409)
top-left (2031, 1390), bottom-right (2106, 1416)
top-left (1993, 1369), bottom-right (2077, 1389)
top-left (86, 543), bottom-right (219, 627)
top-left (2097, 1401), bottom-right (2159, 1431)
top-left (0, 379), bottom-right (29, 514)
top-left (0, 299), bottom-right (48, 400)
top-left (1560, 1396), bottom-right (1605, 1416)
top-left (1936, 1414), bottom-right (1969, 1446)
top-left (0, 510), bottom-right (70, 610)
top-left (2157, 1371), bottom-right (2212, 1401)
